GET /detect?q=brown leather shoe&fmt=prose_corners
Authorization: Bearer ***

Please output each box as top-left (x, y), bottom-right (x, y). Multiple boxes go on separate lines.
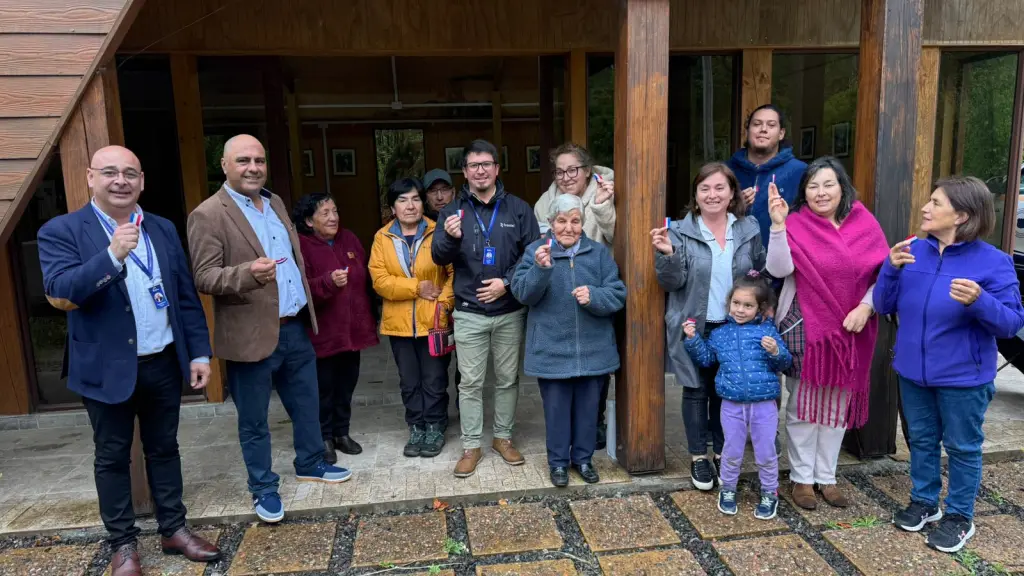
top-left (161, 526), bottom-right (222, 562)
top-left (454, 448), bottom-right (482, 477)
top-left (817, 483), bottom-right (850, 508)
top-left (492, 438), bottom-right (526, 466)
top-left (110, 542), bottom-right (142, 576)
top-left (791, 482), bottom-right (818, 510)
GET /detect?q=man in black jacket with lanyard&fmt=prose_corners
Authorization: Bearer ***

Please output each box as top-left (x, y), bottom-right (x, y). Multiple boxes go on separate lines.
top-left (432, 139), bottom-right (540, 478)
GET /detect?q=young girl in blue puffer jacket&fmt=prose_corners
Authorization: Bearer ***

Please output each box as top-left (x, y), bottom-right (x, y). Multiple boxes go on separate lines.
top-left (684, 271), bottom-right (792, 520)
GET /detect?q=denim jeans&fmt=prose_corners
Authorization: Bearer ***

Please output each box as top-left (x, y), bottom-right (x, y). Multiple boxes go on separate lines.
top-left (899, 376), bottom-right (994, 520)
top-left (682, 322), bottom-right (725, 456)
top-left (226, 320), bottom-right (325, 496)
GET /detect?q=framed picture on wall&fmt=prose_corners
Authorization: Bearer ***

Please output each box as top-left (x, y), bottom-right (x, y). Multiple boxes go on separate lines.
top-left (302, 150), bottom-right (315, 177)
top-left (502, 146), bottom-right (509, 173)
top-left (799, 126), bottom-right (816, 160)
top-left (332, 149), bottom-right (356, 176)
top-left (526, 146), bottom-right (541, 173)
top-left (831, 122), bottom-right (851, 158)
top-left (445, 147), bottom-right (464, 173)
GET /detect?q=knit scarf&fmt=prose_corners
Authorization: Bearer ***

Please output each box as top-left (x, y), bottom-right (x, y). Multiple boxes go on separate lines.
top-left (785, 201), bottom-right (888, 428)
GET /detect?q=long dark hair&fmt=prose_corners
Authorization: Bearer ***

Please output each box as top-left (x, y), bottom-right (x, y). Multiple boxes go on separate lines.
top-left (791, 156), bottom-right (856, 224)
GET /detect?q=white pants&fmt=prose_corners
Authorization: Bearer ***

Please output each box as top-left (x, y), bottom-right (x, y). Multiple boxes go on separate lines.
top-left (785, 376), bottom-right (848, 486)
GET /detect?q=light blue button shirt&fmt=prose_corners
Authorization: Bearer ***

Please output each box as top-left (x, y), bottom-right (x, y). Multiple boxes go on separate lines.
top-left (699, 213), bottom-right (737, 322)
top-left (93, 201), bottom-right (207, 364)
top-left (224, 186), bottom-right (307, 318)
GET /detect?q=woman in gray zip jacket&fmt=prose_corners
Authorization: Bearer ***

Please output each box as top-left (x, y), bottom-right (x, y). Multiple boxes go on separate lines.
top-left (651, 162), bottom-right (766, 491)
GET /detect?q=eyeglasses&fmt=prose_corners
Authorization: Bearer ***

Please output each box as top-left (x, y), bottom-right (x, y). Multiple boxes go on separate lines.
top-left (90, 167), bottom-right (141, 181)
top-left (554, 165), bottom-right (585, 180)
top-left (465, 161), bottom-right (496, 172)
top-left (428, 186), bottom-right (454, 195)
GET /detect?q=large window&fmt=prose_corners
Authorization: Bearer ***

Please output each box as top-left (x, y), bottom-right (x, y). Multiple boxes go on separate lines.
top-left (772, 53), bottom-right (859, 174)
top-left (932, 52), bottom-right (1021, 248)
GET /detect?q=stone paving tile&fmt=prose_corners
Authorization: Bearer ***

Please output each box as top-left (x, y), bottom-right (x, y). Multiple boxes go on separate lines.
top-left (102, 530), bottom-right (220, 576)
top-left (465, 503), bottom-right (562, 556)
top-left (870, 474), bottom-right (997, 514)
top-left (0, 543), bottom-right (98, 576)
top-left (669, 490), bottom-right (787, 539)
top-left (714, 534), bottom-right (836, 575)
top-left (969, 515), bottom-right (1024, 572)
top-left (476, 559), bottom-right (578, 575)
top-left (570, 495), bottom-right (679, 553)
top-left (782, 478), bottom-right (888, 528)
top-left (227, 522), bottom-right (335, 576)
top-left (351, 512), bottom-right (448, 567)
top-left (824, 526), bottom-right (966, 575)
top-left (980, 460), bottom-right (1024, 507)
top-left (596, 549), bottom-right (706, 575)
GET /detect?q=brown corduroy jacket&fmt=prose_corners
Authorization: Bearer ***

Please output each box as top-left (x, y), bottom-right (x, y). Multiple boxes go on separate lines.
top-left (187, 186), bottom-right (317, 362)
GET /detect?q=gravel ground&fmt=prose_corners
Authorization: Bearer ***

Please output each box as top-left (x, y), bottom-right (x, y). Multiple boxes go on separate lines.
top-left (3, 457), bottom-right (1021, 576)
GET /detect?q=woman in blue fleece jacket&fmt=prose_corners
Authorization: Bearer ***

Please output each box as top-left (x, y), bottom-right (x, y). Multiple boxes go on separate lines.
top-left (512, 194), bottom-right (626, 488)
top-left (874, 176), bottom-right (1024, 554)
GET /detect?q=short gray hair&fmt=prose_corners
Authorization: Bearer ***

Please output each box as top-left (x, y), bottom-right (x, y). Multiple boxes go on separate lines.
top-left (547, 194), bottom-right (585, 224)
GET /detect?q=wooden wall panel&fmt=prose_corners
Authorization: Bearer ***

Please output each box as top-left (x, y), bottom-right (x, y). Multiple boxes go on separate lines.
top-left (739, 50), bottom-right (772, 146)
top-left (0, 118), bottom-right (58, 160)
top-left (923, 0), bottom-right (1024, 46)
top-left (0, 161), bottom-right (34, 201)
top-left (911, 48), bottom-right (941, 235)
top-left (0, 77), bottom-right (81, 118)
top-left (0, 245), bottom-right (30, 414)
top-left (0, 34), bottom-right (104, 76)
top-left (0, 0), bottom-right (124, 34)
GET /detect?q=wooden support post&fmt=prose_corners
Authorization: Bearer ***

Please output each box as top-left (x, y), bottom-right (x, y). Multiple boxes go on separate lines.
top-left (539, 56), bottom-right (557, 191)
top-left (911, 48), bottom-right (941, 235)
top-left (1000, 54), bottom-right (1024, 253)
top-left (262, 58), bottom-right (292, 207)
top-left (612, 0), bottom-right (669, 474)
top-left (0, 243), bottom-right (31, 415)
top-left (286, 88), bottom-right (303, 205)
top-left (59, 66), bottom-right (154, 513)
top-left (491, 91), bottom-right (503, 158)
top-left (849, 0), bottom-right (923, 458)
top-left (170, 54), bottom-right (225, 404)
top-left (739, 49), bottom-right (772, 146)
top-left (569, 49), bottom-right (588, 146)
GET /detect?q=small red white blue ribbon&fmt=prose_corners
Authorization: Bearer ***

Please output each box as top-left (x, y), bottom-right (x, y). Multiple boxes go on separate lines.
top-left (664, 217), bottom-right (671, 229)
top-left (129, 212), bottom-right (143, 227)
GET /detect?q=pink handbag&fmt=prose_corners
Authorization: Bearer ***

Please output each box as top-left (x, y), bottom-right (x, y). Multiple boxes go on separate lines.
top-left (428, 302), bottom-right (456, 357)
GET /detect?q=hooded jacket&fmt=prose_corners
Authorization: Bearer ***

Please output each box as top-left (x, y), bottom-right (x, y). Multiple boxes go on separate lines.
top-left (654, 213), bottom-right (765, 388)
top-left (368, 218), bottom-right (455, 337)
top-left (533, 165), bottom-right (616, 247)
top-left (873, 236), bottom-right (1024, 388)
top-left (684, 316), bottom-right (792, 403)
top-left (726, 147), bottom-right (807, 245)
top-left (431, 181), bottom-right (540, 316)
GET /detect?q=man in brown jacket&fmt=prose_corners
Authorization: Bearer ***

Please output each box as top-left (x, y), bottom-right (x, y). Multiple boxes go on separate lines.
top-left (187, 135), bottom-right (352, 525)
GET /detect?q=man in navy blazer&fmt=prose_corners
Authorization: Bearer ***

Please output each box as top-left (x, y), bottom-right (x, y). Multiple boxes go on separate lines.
top-left (37, 146), bottom-right (221, 576)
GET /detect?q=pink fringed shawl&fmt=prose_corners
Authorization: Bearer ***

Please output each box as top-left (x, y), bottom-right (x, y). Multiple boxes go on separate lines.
top-left (786, 201), bottom-right (889, 428)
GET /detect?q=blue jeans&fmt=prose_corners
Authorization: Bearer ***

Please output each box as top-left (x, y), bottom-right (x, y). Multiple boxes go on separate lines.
top-left (227, 320), bottom-right (325, 496)
top-left (538, 376), bottom-right (603, 468)
top-left (899, 375), bottom-right (994, 520)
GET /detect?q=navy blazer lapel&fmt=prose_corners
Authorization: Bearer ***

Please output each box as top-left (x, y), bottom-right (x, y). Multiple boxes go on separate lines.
top-left (80, 206), bottom-right (130, 303)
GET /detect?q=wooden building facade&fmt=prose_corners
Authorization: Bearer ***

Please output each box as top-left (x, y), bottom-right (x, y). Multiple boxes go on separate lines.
top-left (2, 0), bottom-right (1024, 474)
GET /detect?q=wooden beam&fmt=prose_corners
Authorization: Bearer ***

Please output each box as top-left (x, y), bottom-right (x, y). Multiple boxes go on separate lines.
top-left (849, 0), bottom-right (923, 458)
top-left (738, 49), bottom-right (772, 146)
top-left (910, 48), bottom-right (941, 235)
top-left (1000, 52), bottom-right (1024, 254)
top-left (285, 88), bottom-right (303, 205)
top-left (0, 243), bottom-right (30, 415)
top-left (170, 54), bottom-right (225, 404)
top-left (538, 56), bottom-right (557, 192)
top-left (612, 0), bottom-right (669, 474)
top-left (491, 91), bottom-right (503, 159)
top-left (569, 49), bottom-right (588, 146)
top-left (262, 58), bottom-right (292, 207)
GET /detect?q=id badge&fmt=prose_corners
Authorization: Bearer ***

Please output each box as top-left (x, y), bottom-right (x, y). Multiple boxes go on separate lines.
top-left (148, 283), bottom-right (169, 309)
top-left (482, 246), bottom-right (496, 266)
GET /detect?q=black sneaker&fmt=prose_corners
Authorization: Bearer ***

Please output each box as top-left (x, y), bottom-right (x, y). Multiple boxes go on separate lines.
top-left (404, 425), bottom-right (424, 457)
top-left (419, 423), bottom-right (445, 458)
top-left (691, 458), bottom-right (715, 491)
top-left (926, 513), bottom-right (975, 553)
top-left (894, 501), bottom-right (942, 532)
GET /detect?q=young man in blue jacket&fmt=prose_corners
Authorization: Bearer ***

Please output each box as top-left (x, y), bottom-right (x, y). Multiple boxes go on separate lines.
top-left (726, 104), bottom-right (808, 248)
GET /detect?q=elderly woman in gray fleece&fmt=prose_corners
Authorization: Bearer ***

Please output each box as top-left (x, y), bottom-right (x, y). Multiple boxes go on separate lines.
top-left (651, 162), bottom-right (766, 492)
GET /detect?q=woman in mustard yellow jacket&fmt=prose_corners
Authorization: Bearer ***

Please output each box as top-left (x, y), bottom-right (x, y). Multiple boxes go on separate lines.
top-left (369, 178), bottom-right (455, 459)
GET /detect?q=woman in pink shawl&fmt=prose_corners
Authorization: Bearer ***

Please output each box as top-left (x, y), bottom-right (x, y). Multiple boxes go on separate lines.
top-left (765, 156), bottom-right (889, 510)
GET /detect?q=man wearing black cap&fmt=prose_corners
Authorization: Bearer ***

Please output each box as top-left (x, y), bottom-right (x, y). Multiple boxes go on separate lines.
top-left (423, 169), bottom-right (456, 222)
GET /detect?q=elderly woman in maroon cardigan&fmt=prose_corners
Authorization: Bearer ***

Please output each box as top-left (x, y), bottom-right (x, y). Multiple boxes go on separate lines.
top-left (293, 193), bottom-right (379, 463)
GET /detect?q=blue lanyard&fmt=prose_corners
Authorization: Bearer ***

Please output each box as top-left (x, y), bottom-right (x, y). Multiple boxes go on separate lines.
top-left (92, 206), bottom-right (155, 280)
top-left (468, 198), bottom-right (501, 247)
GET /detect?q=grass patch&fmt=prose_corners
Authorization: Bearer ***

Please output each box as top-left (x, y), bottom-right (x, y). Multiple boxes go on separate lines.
top-left (825, 516), bottom-right (884, 530)
top-left (444, 537), bottom-right (468, 555)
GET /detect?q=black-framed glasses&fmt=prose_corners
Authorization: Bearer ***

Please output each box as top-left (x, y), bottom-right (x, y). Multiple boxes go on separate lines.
top-left (465, 161), bottom-right (496, 172)
top-left (554, 165), bottom-right (585, 180)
